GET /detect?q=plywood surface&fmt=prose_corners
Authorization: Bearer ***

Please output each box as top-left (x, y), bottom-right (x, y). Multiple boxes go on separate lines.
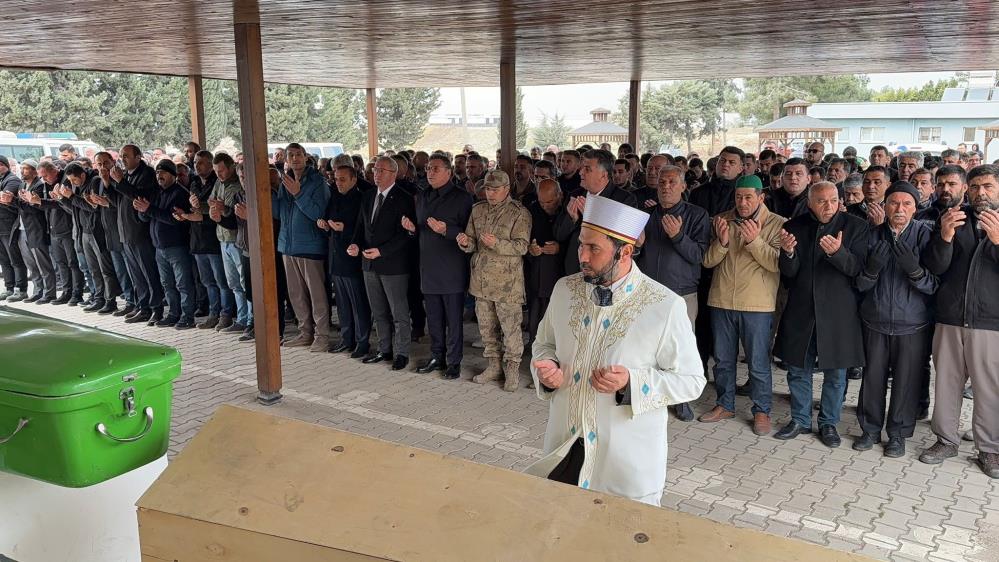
top-left (2, 1), bottom-right (998, 88)
top-left (137, 405), bottom-right (872, 562)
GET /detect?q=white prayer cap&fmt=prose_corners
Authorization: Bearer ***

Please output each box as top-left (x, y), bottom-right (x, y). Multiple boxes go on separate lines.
top-left (581, 193), bottom-right (649, 245)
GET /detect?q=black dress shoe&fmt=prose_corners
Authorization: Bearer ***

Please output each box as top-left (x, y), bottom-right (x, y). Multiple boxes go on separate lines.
top-left (52, 294), bottom-right (71, 305)
top-left (916, 405), bottom-right (929, 420)
top-left (113, 304), bottom-right (136, 317)
top-left (674, 402), bottom-right (695, 422)
top-left (853, 432), bottom-right (880, 451)
top-left (155, 316), bottom-right (179, 328)
top-left (847, 367), bottom-right (863, 380)
top-left (818, 424), bottom-right (841, 448)
top-left (174, 319), bottom-right (195, 330)
top-left (774, 420), bottom-right (811, 440)
top-left (24, 293), bottom-right (43, 303)
top-left (416, 357), bottom-right (445, 374)
top-left (362, 351), bottom-right (393, 364)
top-left (125, 309), bottom-right (152, 324)
top-left (330, 343), bottom-right (355, 354)
top-left (36, 296), bottom-right (54, 305)
top-left (350, 347), bottom-right (369, 359)
top-left (883, 436), bottom-right (905, 458)
top-left (391, 355), bottom-right (409, 371)
top-left (442, 364), bottom-right (461, 379)
top-left (98, 301), bottom-right (118, 315)
top-left (83, 299), bottom-right (106, 312)
top-left (68, 294), bottom-right (83, 306)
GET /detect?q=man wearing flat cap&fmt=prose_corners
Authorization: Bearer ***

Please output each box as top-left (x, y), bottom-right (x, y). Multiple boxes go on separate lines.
top-left (458, 169), bottom-right (532, 391)
top-left (528, 194), bottom-right (706, 505)
top-left (853, 181), bottom-right (938, 458)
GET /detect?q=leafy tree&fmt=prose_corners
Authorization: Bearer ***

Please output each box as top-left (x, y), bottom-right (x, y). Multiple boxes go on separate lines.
top-left (203, 79), bottom-right (241, 147)
top-left (530, 111), bottom-right (573, 149)
top-left (495, 86), bottom-right (528, 148)
top-left (738, 75), bottom-right (872, 123)
top-left (375, 88), bottom-right (441, 151)
top-left (617, 80), bottom-right (734, 153)
top-left (873, 77), bottom-right (961, 102)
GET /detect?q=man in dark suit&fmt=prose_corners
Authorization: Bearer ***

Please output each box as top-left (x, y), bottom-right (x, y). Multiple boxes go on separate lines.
top-left (525, 178), bottom-right (564, 346)
top-left (320, 165), bottom-right (371, 358)
top-left (7, 159), bottom-right (56, 303)
top-left (553, 149), bottom-right (637, 274)
top-left (403, 154), bottom-right (473, 379)
top-left (348, 156), bottom-right (417, 371)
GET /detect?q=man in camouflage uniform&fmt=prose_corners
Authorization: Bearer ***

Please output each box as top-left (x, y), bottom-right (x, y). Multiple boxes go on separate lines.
top-left (458, 170), bottom-right (532, 391)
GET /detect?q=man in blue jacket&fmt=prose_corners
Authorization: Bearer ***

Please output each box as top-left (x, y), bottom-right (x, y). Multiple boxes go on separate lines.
top-left (854, 182), bottom-right (938, 457)
top-left (273, 143), bottom-right (331, 352)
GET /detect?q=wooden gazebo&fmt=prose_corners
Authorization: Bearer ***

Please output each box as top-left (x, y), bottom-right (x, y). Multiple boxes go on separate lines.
top-left (980, 118), bottom-right (999, 162)
top-left (757, 99), bottom-right (841, 154)
top-left (568, 108), bottom-right (629, 148)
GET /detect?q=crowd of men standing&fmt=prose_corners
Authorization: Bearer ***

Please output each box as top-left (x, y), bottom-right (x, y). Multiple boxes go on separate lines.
top-left (1, 138), bottom-right (998, 479)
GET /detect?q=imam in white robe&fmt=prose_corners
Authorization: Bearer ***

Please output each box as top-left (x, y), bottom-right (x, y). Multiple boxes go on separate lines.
top-left (527, 264), bottom-right (706, 505)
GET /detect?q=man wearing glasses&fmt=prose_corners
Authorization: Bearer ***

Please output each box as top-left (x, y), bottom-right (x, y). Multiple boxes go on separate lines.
top-left (804, 142), bottom-right (826, 170)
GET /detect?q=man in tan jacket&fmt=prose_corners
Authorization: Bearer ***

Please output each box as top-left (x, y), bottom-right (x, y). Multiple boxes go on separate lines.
top-left (459, 170), bottom-right (532, 391)
top-left (698, 175), bottom-right (785, 435)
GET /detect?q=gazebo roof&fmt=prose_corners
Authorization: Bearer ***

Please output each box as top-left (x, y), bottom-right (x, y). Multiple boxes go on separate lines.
top-left (570, 121), bottom-right (629, 135)
top-left (3, 0), bottom-right (999, 89)
top-left (757, 114), bottom-right (841, 132)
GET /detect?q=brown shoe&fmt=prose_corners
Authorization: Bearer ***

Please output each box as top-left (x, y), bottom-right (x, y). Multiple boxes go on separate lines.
top-left (752, 413), bottom-right (771, 436)
top-left (698, 406), bottom-right (734, 423)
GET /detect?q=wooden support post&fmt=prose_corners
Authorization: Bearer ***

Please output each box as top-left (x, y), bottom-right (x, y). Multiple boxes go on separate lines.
top-left (233, 15), bottom-right (282, 404)
top-left (628, 80), bottom-right (641, 152)
top-left (366, 88), bottom-right (378, 161)
top-left (187, 76), bottom-right (207, 150)
top-left (499, 61), bottom-right (516, 175)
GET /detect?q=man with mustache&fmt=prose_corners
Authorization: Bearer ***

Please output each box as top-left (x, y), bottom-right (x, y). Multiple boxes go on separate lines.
top-left (854, 182), bottom-right (938, 457)
top-left (529, 195), bottom-right (704, 505)
top-left (921, 164), bottom-right (999, 478)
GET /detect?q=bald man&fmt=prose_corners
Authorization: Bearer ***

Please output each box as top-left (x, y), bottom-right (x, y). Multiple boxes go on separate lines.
top-left (525, 179), bottom-right (565, 345)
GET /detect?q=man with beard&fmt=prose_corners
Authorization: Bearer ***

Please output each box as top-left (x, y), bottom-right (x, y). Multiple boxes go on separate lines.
top-left (920, 165), bottom-right (999, 478)
top-left (33, 161), bottom-right (85, 305)
top-left (897, 151), bottom-right (923, 182)
top-left (804, 142), bottom-right (826, 171)
top-left (909, 168), bottom-right (936, 219)
top-left (611, 159), bottom-right (631, 191)
top-left (529, 195), bottom-right (705, 505)
top-left (557, 150), bottom-right (583, 194)
top-left (9, 159), bottom-right (56, 304)
top-left (843, 174), bottom-right (865, 207)
top-left (854, 182), bottom-right (938, 458)
top-left (774, 182), bottom-right (869, 447)
top-left (636, 166), bottom-right (710, 421)
top-left (512, 154), bottom-right (538, 206)
top-left (917, 166), bottom-right (967, 224)
top-left (699, 175), bottom-right (784, 435)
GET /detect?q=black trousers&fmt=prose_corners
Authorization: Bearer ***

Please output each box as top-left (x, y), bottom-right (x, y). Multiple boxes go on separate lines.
top-left (547, 438), bottom-right (585, 485)
top-left (333, 274), bottom-right (371, 351)
top-left (0, 228), bottom-right (26, 292)
top-left (527, 295), bottom-right (551, 345)
top-left (82, 233), bottom-right (121, 300)
top-left (425, 292), bottom-right (464, 366)
top-left (694, 280), bottom-right (714, 367)
top-left (50, 235), bottom-right (84, 296)
top-left (857, 326), bottom-right (932, 438)
top-left (408, 268), bottom-right (426, 337)
top-left (242, 251), bottom-right (288, 337)
top-left (123, 239), bottom-right (162, 311)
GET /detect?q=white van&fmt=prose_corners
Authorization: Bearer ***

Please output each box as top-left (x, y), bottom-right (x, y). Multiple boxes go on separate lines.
top-left (0, 132), bottom-right (102, 166)
top-left (267, 142), bottom-right (345, 160)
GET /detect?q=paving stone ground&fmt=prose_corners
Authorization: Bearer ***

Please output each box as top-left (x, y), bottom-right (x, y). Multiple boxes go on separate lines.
top-left (9, 299), bottom-right (999, 561)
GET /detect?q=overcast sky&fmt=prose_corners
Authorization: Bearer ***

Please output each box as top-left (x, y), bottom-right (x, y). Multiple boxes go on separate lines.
top-left (434, 71), bottom-right (961, 128)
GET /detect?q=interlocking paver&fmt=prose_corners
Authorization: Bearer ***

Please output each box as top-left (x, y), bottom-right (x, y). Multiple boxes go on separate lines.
top-left (10, 298), bottom-right (999, 562)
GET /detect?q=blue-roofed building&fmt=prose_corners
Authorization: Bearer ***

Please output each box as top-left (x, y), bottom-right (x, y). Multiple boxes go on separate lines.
top-left (808, 86), bottom-right (999, 156)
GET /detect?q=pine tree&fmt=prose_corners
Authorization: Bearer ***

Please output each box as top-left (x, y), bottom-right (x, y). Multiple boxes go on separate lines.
top-left (530, 112), bottom-right (572, 149)
top-left (375, 88), bottom-right (441, 151)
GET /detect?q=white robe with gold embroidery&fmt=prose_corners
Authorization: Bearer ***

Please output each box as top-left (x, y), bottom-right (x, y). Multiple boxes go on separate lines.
top-left (527, 265), bottom-right (705, 505)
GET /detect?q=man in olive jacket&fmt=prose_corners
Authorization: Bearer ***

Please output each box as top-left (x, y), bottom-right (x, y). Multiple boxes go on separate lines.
top-left (774, 182), bottom-right (869, 448)
top-left (699, 175), bottom-right (785, 436)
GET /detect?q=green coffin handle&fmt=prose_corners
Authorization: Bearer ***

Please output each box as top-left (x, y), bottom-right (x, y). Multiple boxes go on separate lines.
top-left (0, 418), bottom-right (29, 445)
top-left (96, 407), bottom-right (154, 443)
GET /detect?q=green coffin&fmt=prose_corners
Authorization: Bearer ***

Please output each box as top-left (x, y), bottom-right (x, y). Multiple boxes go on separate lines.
top-left (0, 307), bottom-right (181, 487)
